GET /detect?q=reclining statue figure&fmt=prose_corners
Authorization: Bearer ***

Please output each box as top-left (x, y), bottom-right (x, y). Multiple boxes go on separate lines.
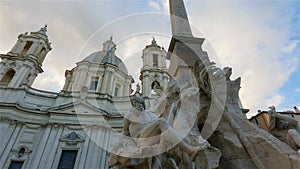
top-left (109, 86), bottom-right (211, 168)
top-left (268, 106), bottom-right (300, 155)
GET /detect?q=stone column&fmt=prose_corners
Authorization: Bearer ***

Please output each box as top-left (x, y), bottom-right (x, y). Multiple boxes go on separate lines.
top-left (142, 74), bottom-right (150, 97)
top-left (124, 78), bottom-right (131, 96)
top-left (84, 71), bottom-right (91, 90)
top-left (27, 41), bottom-right (39, 55)
top-left (85, 127), bottom-right (97, 169)
top-left (100, 128), bottom-right (110, 169)
top-left (142, 73), bottom-right (151, 109)
top-left (95, 128), bottom-right (106, 168)
top-left (33, 43), bottom-right (43, 56)
top-left (26, 124), bottom-right (52, 169)
top-left (27, 72), bottom-right (37, 86)
top-left (97, 75), bottom-right (102, 92)
top-left (74, 67), bottom-right (87, 91)
top-left (101, 67), bottom-right (114, 95)
top-left (100, 70), bottom-right (110, 94)
top-left (0, 122), bottom-right (22, 168)
top-left (0, 121), bottom-right (17, 158)
top-left (77, 127), bottom-right (91, 169)
top-left (88, 127), bottom-right (105, 169)
top-left (107, 71), bottom-right (114, 95)
top-left (15, 39), bottom-right (26, 54)
top-left (0, 63), bottom-right (8, 81)
top-left (38, 124), bottom-right (63, 169)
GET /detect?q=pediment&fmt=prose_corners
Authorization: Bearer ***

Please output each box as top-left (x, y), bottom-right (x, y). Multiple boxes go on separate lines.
top-left (60, 132), bottom-right (84, 146)
top-left (47, 101), bottom-right (108, 116)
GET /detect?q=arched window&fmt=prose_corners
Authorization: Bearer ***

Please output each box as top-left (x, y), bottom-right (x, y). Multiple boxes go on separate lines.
top-left (151, 81), bottom-right (161, 90)
top-left (21, 41), bottom-right (33, 55)
top-left (151, 81), bottom-right (162, 95)
top-left (0, 69), bottom-right (15, 85)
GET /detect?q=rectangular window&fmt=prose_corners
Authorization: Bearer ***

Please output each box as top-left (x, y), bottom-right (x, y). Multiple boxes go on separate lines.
top-left (153, 54), bottom-right (158, 67)
top-left (8, 161), bottom-right (24, 169)
top-left (57, 150), bottom-right (78, 169)
top-left (89, 77), bottom-right (99, 91)
top-left (114, 87), bottom-right (119, 96)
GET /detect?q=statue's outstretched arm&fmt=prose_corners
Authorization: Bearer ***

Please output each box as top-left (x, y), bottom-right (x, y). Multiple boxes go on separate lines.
top-left (271, 112), bottom-right (299, 127)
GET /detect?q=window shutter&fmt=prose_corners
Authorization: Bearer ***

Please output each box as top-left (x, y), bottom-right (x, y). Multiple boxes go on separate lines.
top-left (57, 150), bottom-right (78, 169)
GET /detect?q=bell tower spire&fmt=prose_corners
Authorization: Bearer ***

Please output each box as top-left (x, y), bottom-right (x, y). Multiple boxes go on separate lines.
top-left (140, 38), bottom-right (168, 109)
top-left (0, 25), bottom-right (52, 88)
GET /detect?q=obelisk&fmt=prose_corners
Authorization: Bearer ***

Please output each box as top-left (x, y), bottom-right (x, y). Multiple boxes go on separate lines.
top-left (168, 0), bottom-right (208, 83)
top-left (169, 0), bottom-right (193, 37)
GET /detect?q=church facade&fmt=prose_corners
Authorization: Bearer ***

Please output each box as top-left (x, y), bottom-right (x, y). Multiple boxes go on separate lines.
top-left (0, 26), bottom-right (168, 169)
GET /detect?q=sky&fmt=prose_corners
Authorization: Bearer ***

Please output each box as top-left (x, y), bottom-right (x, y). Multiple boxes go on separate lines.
top-left (0, 0), bottom-right (299, 117)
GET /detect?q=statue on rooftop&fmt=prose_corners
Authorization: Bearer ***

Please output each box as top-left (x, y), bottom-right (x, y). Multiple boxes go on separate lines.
top-left (268, 106), bottom-right (300, 155)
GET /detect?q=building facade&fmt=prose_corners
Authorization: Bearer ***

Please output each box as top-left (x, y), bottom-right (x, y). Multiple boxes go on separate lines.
top-left (0, 26), bottom-right (167, 169)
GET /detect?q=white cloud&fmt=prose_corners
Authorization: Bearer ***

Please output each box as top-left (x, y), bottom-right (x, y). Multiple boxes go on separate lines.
top-left (283, 40), bottom-right (299, 53)
top-left (149, 1), bottom-right (161, 11)
top-left (149, 0), bottom-right (168, 12)
top-left (187, 1), bottom-right (298, 115)
top-left (264, 94), bottom-right (285, 108)
top-left (0, 1), bottom-right (298, 115)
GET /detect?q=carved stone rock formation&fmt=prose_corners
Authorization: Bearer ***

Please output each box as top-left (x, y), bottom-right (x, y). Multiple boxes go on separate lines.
top-left (108, 0), bottom-right (300, 168)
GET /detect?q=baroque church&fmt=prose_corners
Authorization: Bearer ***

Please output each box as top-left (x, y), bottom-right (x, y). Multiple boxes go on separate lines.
top-left (0, 25), bottom-right (169, 169)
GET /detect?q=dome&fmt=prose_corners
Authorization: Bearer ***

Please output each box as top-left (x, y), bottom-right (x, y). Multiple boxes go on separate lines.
top-left (81, 51), bottom-right (128, 74)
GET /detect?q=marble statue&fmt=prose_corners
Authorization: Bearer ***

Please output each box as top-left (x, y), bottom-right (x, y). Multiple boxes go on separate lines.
top-left (125, 94), bottom-right (205, 153)
top-left (268, 106), bottom-right (300, 155)
top-left (109, 93), bottom-right (208, 168)
top-left (136, 83), bottom-right (141, 93)
top-left (108, 80), bottom-right (222, 169)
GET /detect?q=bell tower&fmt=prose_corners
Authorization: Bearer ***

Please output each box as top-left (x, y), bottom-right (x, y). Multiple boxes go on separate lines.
top-left (140, 38), bottom-right (169, 109)
top-left (0, 25), bottom-right (52, 88)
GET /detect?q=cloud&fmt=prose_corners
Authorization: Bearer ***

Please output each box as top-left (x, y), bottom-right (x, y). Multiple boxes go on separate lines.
top-left (0, 1), bottom-right (298, 116)
top-left (149, 1), bottom-right (161, 11)
top-left (0, 1), bottom-right (158, 91)
top-left (283, 40), bottom-right (299, 53)
top-left (149, 0), bottom-right (168, 12)
top-left (186, 1), bottom-right (298, 115)
top-left (264, 94), bottom-right (285, 108)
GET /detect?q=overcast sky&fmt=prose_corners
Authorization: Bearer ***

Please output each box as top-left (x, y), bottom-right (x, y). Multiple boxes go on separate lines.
top-left (0, 0), bottom-right (299, 116)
